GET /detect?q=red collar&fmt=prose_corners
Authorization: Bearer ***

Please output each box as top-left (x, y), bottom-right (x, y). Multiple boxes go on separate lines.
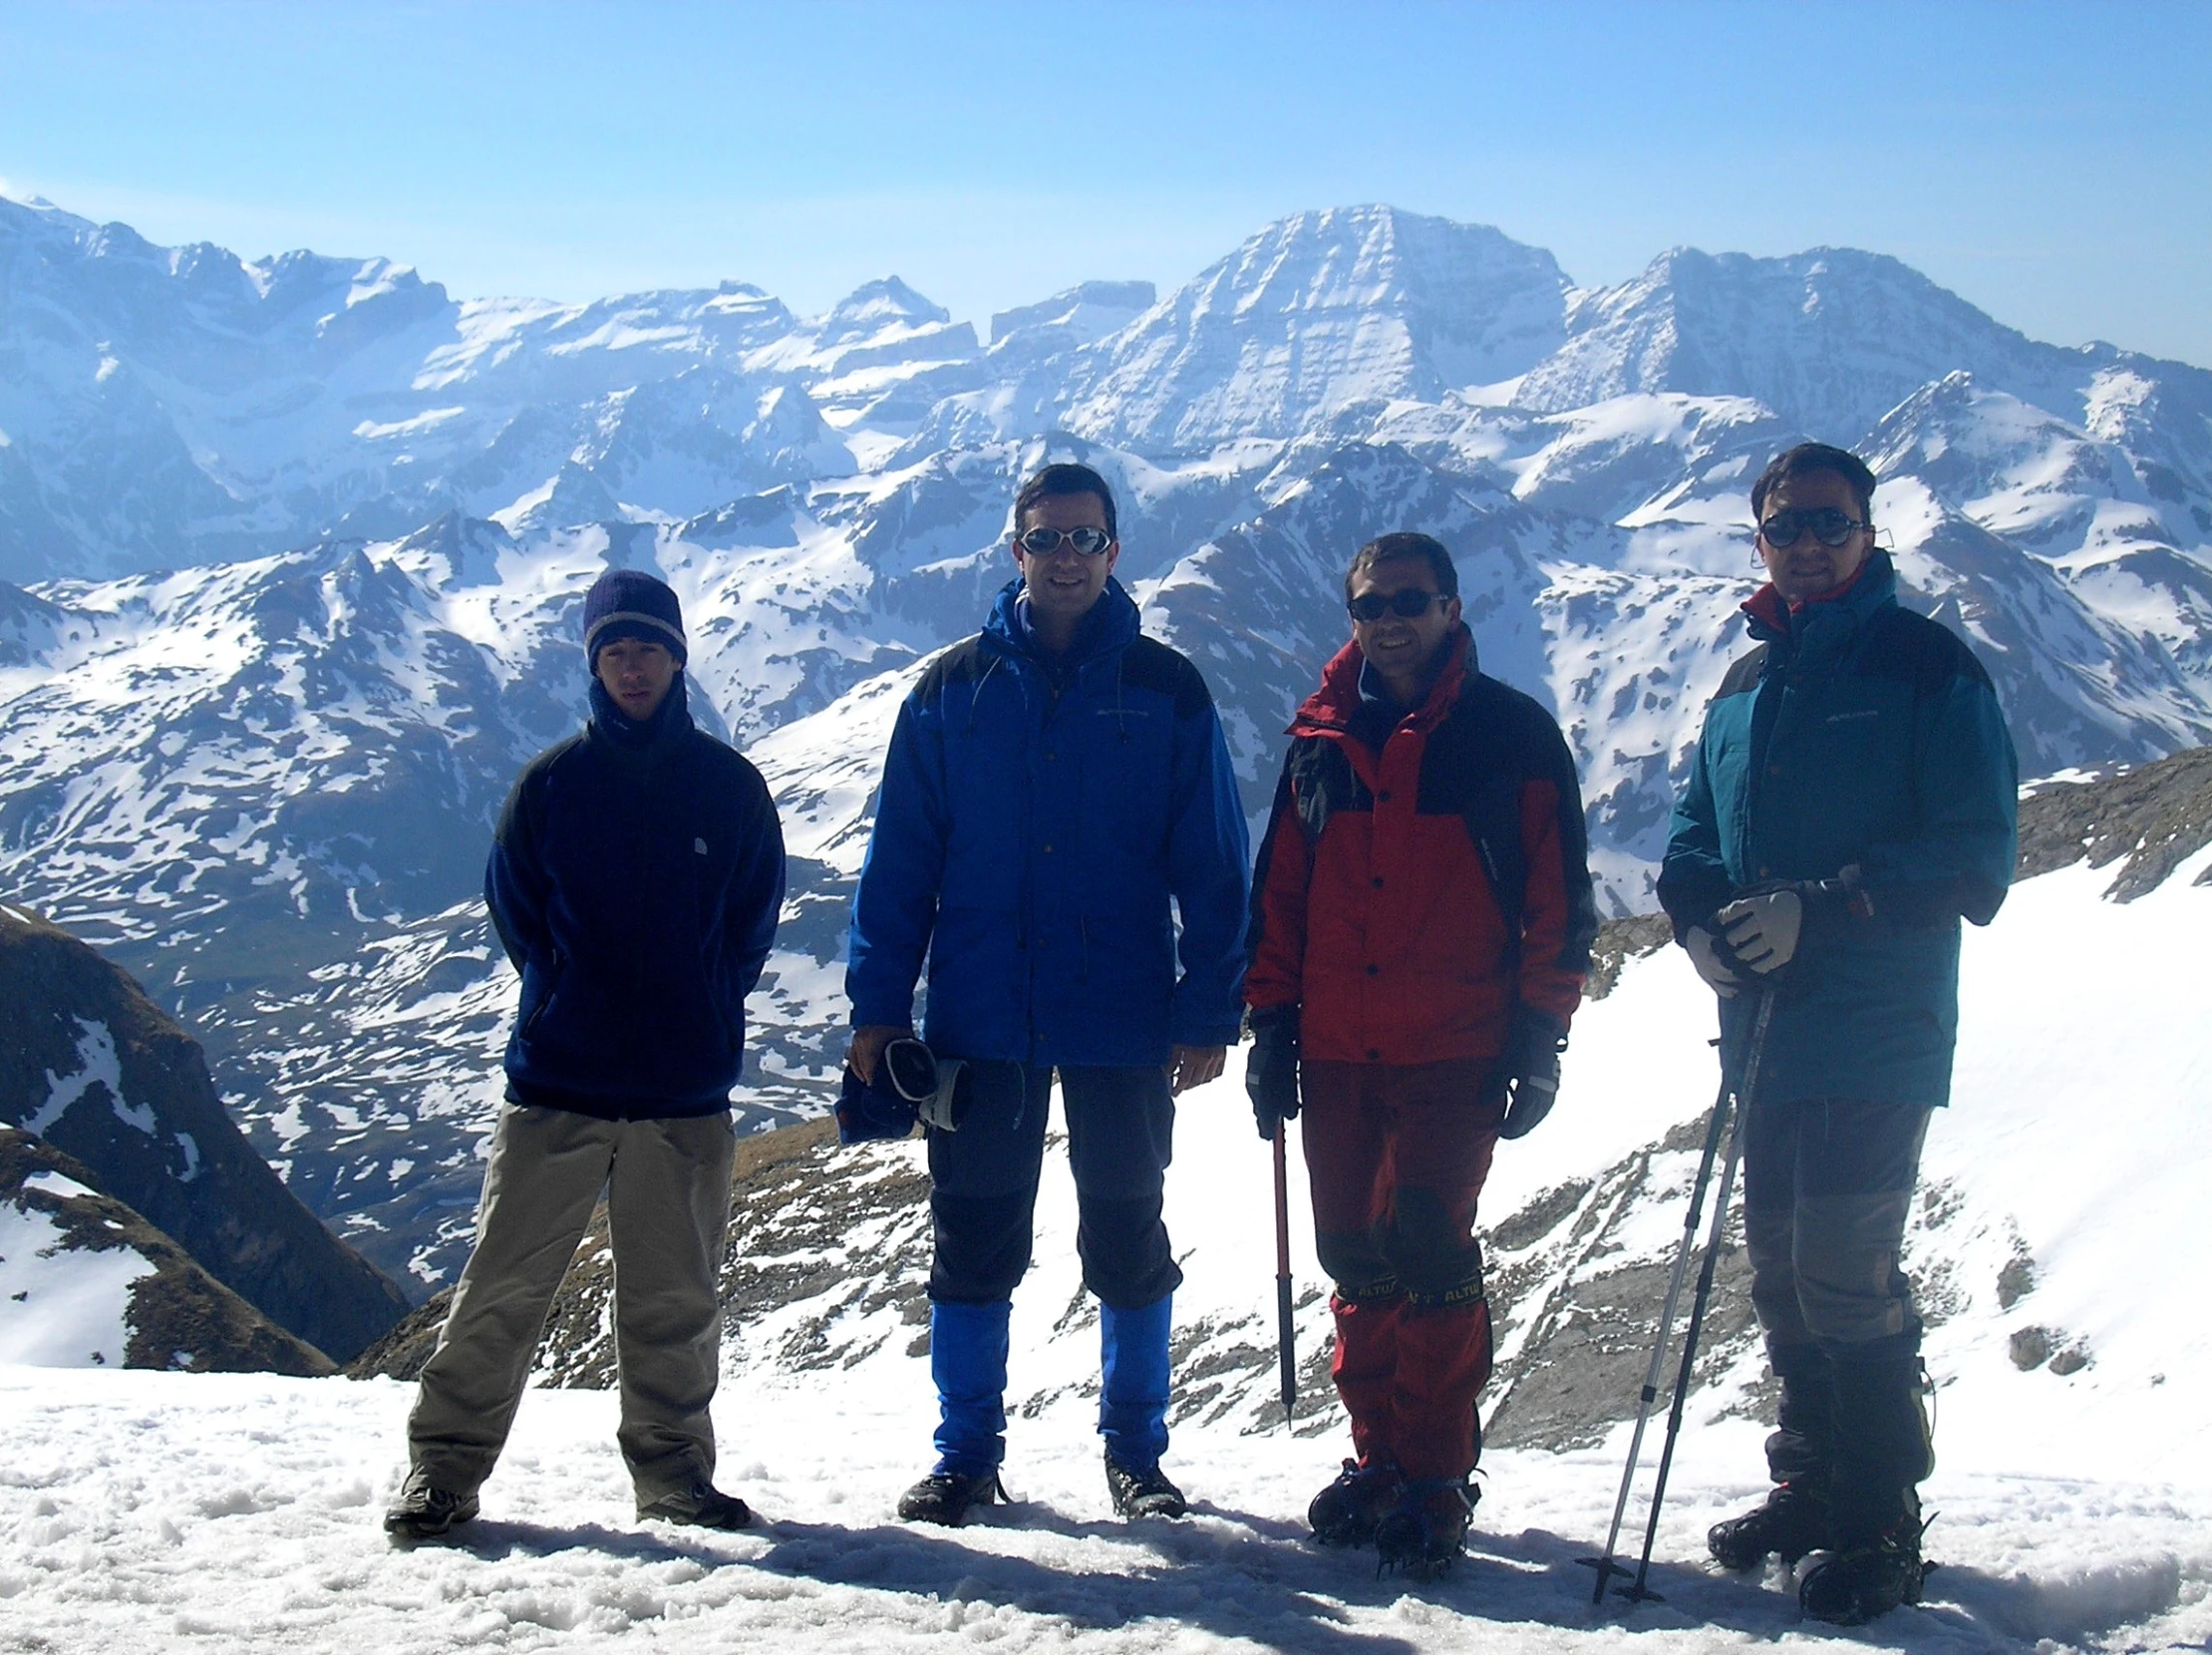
top-left (1289, 626), bottom-right (1471, 738)
top-left (1742, 559), bottom-right (1872, 631)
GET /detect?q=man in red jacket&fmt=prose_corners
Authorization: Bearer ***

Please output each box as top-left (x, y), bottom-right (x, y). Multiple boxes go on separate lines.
top-left (1245, 532), bottom-right (1597, 1577)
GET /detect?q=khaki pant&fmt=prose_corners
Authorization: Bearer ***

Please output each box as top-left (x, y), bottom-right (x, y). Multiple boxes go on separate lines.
top-left (406, 1104), bottom-right (737, 1504)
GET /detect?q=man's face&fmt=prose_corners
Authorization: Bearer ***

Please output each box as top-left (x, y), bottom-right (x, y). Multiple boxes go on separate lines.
top-left (1757, 469), bottom-right (1872, 605)
top-left (595, 637), bottom-right (679, 723)
top-left (1011, 491), bottom-right (1117, 626)
top-left (1348, 556), bottom-right (1460, 686)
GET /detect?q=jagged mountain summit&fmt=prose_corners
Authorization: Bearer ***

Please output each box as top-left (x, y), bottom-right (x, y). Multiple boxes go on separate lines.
top-left (5, 192), bottom-right (2212, 1291)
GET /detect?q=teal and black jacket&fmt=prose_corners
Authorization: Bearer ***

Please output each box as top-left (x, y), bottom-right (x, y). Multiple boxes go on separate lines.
top-left (1659, 550), bottom-right (2018, 1107)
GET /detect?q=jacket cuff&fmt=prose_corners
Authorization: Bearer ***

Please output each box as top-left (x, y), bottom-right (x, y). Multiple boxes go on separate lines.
top-left (1171, 1018), bottom-right (1243, 1050)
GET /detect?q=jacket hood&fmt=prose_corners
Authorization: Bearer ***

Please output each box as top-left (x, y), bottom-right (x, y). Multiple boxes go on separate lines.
top-left (1291, 623), bottom-right (1475, 738)
top-left (1742, 547), bottom-right (1898, 645)
top-left (982, 575), bottom-right (1141, 668)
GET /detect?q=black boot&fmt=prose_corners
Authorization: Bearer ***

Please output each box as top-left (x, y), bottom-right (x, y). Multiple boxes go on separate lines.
top-left (1709, 1341), bottom-right (1838, 1568)
top-left (1804, 1348), bottom-right (1935, 1623)
top-left (1825, 1350), bottom-right (1934, 1543)
top-left (1308, 1458), bottom-right (1407, 1547)
top-left (1800, 1504), bottom-right (1929, 1625)
top-left (898, 1468), bottom-right (1008, 1525)
top-left (1708, 1480), bottom-right (1829, 1570)
top-left (1374, 1479), bottom-right (1477, 1580)
top-left (1104, 1450), bottom-right (1186, 1519)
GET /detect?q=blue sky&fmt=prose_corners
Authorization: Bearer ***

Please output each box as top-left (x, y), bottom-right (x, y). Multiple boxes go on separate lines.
top-left (2, 0), bottom-right (2207, 363)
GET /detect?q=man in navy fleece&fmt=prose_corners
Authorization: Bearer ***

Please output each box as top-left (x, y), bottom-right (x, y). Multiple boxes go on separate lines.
top-left (386, 568), bottom-right (786, 1541)
top-left (845, 463), bottom-right (1250, 1526)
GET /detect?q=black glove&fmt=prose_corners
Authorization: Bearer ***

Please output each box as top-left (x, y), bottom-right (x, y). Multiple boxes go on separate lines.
top-left (1245, 1004), bottom-right (1301, 1141)
top-left (1495, 1006), bottom-right (1568, 1141)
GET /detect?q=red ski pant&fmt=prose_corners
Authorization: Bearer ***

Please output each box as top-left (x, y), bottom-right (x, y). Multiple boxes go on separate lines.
top-left (1300, 1058), bottom-right (1502, 1482)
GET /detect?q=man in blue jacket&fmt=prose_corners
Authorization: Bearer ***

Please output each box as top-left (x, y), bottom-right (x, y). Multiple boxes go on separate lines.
top-left (387, 568), bottom-right (786, 1541)
top-left (845, 462), bottom-right (1250, 1526)
top-left (1660, 444), bottom-right (2017, 1624)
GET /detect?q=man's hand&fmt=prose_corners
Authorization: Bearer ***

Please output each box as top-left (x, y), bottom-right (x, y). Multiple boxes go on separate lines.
top-left (1718, 887), bottom-right (1804, 976)
top-left (1685, 926), bottom-right (1742, 998)
top-left (1496, 1008), bottom-right (1567, 1141)
top-left (1244, 1006), bottom-right (1300, 1140)
top-left (844, 1024), bottom-right (910, 1087)
top-left (1167, 1044), bottom-right (1226, 1096)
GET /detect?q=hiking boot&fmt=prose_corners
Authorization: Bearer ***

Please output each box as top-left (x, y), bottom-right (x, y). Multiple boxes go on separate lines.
top-left (384, 1469), bottom-right (478, 1541)
top-left (1104, 1451), bottom-right (1187, 1519)
top-left (1373, 1479), bottom-right (1477, 1580)
top-left (898, 1468), bottom-right (1007, 1526)
top-left (1307, 1458), bottom-right (1407, 1547)
top-left (1708, 1481), bottom-right (1829, 1570)
top-left (636, 1482), bottom-right (755, 1529)
top-left (1799, 1515), bottom-right (1930, 1625)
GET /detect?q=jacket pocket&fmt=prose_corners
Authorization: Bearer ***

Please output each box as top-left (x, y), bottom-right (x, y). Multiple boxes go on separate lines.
top-left (521, 952), bottom-right (563, 1037)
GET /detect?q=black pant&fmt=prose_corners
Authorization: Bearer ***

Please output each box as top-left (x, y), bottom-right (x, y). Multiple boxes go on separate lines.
top-left (927, 1062), bottom-right (1181, 1311)
top-left (1742, 1095), bottom-right (1935, 1536)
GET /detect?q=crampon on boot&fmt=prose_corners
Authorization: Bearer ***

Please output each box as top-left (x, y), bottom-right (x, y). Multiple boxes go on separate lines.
top-left (1374, 1479), bottom-right (1477, 1580)
top-left (1707, 1480), bottom-right (1830, 1570)
top-left (1799, 1511), bottom-right (1933, 1625)
top-left (1307, 1458), bottom-right (1407, 1547)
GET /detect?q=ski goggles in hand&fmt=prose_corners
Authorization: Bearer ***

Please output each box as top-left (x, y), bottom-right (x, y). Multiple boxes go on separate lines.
top-left (882, 1038), bottom-right (970, 1133)
top-left (1015, 525), bottom-right (1113, 557)
top-left (1756, 507), bottom-right (1868, 549)
top-left (1347, 589), bottom-right (1444, 622)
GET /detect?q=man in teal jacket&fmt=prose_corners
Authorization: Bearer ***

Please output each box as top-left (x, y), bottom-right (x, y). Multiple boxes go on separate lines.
top-left (1660, 443), bottom-right (2017, 1625)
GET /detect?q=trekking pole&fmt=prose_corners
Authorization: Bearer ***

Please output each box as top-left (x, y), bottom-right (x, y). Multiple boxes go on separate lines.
top-left (1620, 987), bottom-right (1776, 1602)
top-left (1583, 989), bottom-right (1776, 1604)
top-left (1274, 1122), bottom-right (1297, 1426)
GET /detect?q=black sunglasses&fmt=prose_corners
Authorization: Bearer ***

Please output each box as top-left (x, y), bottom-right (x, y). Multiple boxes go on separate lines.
top-left (1348, 589), bottom-right (1444, 623)
top-left (1016, 525), bottom-right (1113, 557)
top-left (1757, 507), bottom-right (1868, 549)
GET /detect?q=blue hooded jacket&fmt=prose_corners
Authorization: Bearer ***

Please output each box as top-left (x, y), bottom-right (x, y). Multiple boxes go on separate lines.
top-left (1659, 550), bottom-right (2018, 1107)
top-left (487, 675), bottom-right (787, 1118)
top-left (846, 577), bottom-right (1250, 1067)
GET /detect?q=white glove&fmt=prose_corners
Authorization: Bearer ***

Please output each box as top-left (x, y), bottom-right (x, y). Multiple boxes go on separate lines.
top-left (1685, 927), bottom-right (1740, 998)
top-left (1718, 887), bottom-right (1804, 975)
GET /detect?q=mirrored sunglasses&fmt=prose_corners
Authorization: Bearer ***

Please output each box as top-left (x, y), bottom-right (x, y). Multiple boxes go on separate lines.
top-left (1757, 507), bottom-right (1867, 549)
top-left (1016, 525), bottom-right (1114, 557)
top-left (1348, 589), bottom-right (1443, 622)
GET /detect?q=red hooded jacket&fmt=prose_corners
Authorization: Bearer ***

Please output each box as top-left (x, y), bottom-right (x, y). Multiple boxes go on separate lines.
top-left (1245, 627), bottom-right (1597, 1065)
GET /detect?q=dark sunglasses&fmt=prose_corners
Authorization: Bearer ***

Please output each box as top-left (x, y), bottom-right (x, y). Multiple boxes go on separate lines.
top-left (1348, 589), bottom-right (1443, 622)
top-left (1757, 507), bottom-right (1868, 549)
top-left (1016, 525), bottom-right (1113, 557)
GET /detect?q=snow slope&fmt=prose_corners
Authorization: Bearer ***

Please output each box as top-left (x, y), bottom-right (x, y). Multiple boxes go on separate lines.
top-left (2, 830), bottom-right (2208, 1652)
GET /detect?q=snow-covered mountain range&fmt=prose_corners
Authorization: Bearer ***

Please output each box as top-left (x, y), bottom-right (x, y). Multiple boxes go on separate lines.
top-left (4, 193), bottom-right (2211, 1290)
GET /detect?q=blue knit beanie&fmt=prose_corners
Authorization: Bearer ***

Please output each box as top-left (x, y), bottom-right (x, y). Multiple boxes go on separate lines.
top-left (582, 569), bottom-right (688, 670)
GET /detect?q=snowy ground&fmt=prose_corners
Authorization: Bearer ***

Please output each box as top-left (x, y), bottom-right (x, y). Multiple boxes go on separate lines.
top-left (5, 849), bottom-right (2210, 1652)
top-left (6, 1364), bottom-right (2208, 1654)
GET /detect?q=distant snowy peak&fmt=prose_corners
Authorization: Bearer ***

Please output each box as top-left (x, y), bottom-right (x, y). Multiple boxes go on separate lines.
top-left (816, 275), bottom-right (952, 341)
top-left (1065, 204), bottom-right (1571, 450)
top-left (988, 281), bottom-right (1156, 352)
top-left (1515, 245), bottom-right (2103, 439)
